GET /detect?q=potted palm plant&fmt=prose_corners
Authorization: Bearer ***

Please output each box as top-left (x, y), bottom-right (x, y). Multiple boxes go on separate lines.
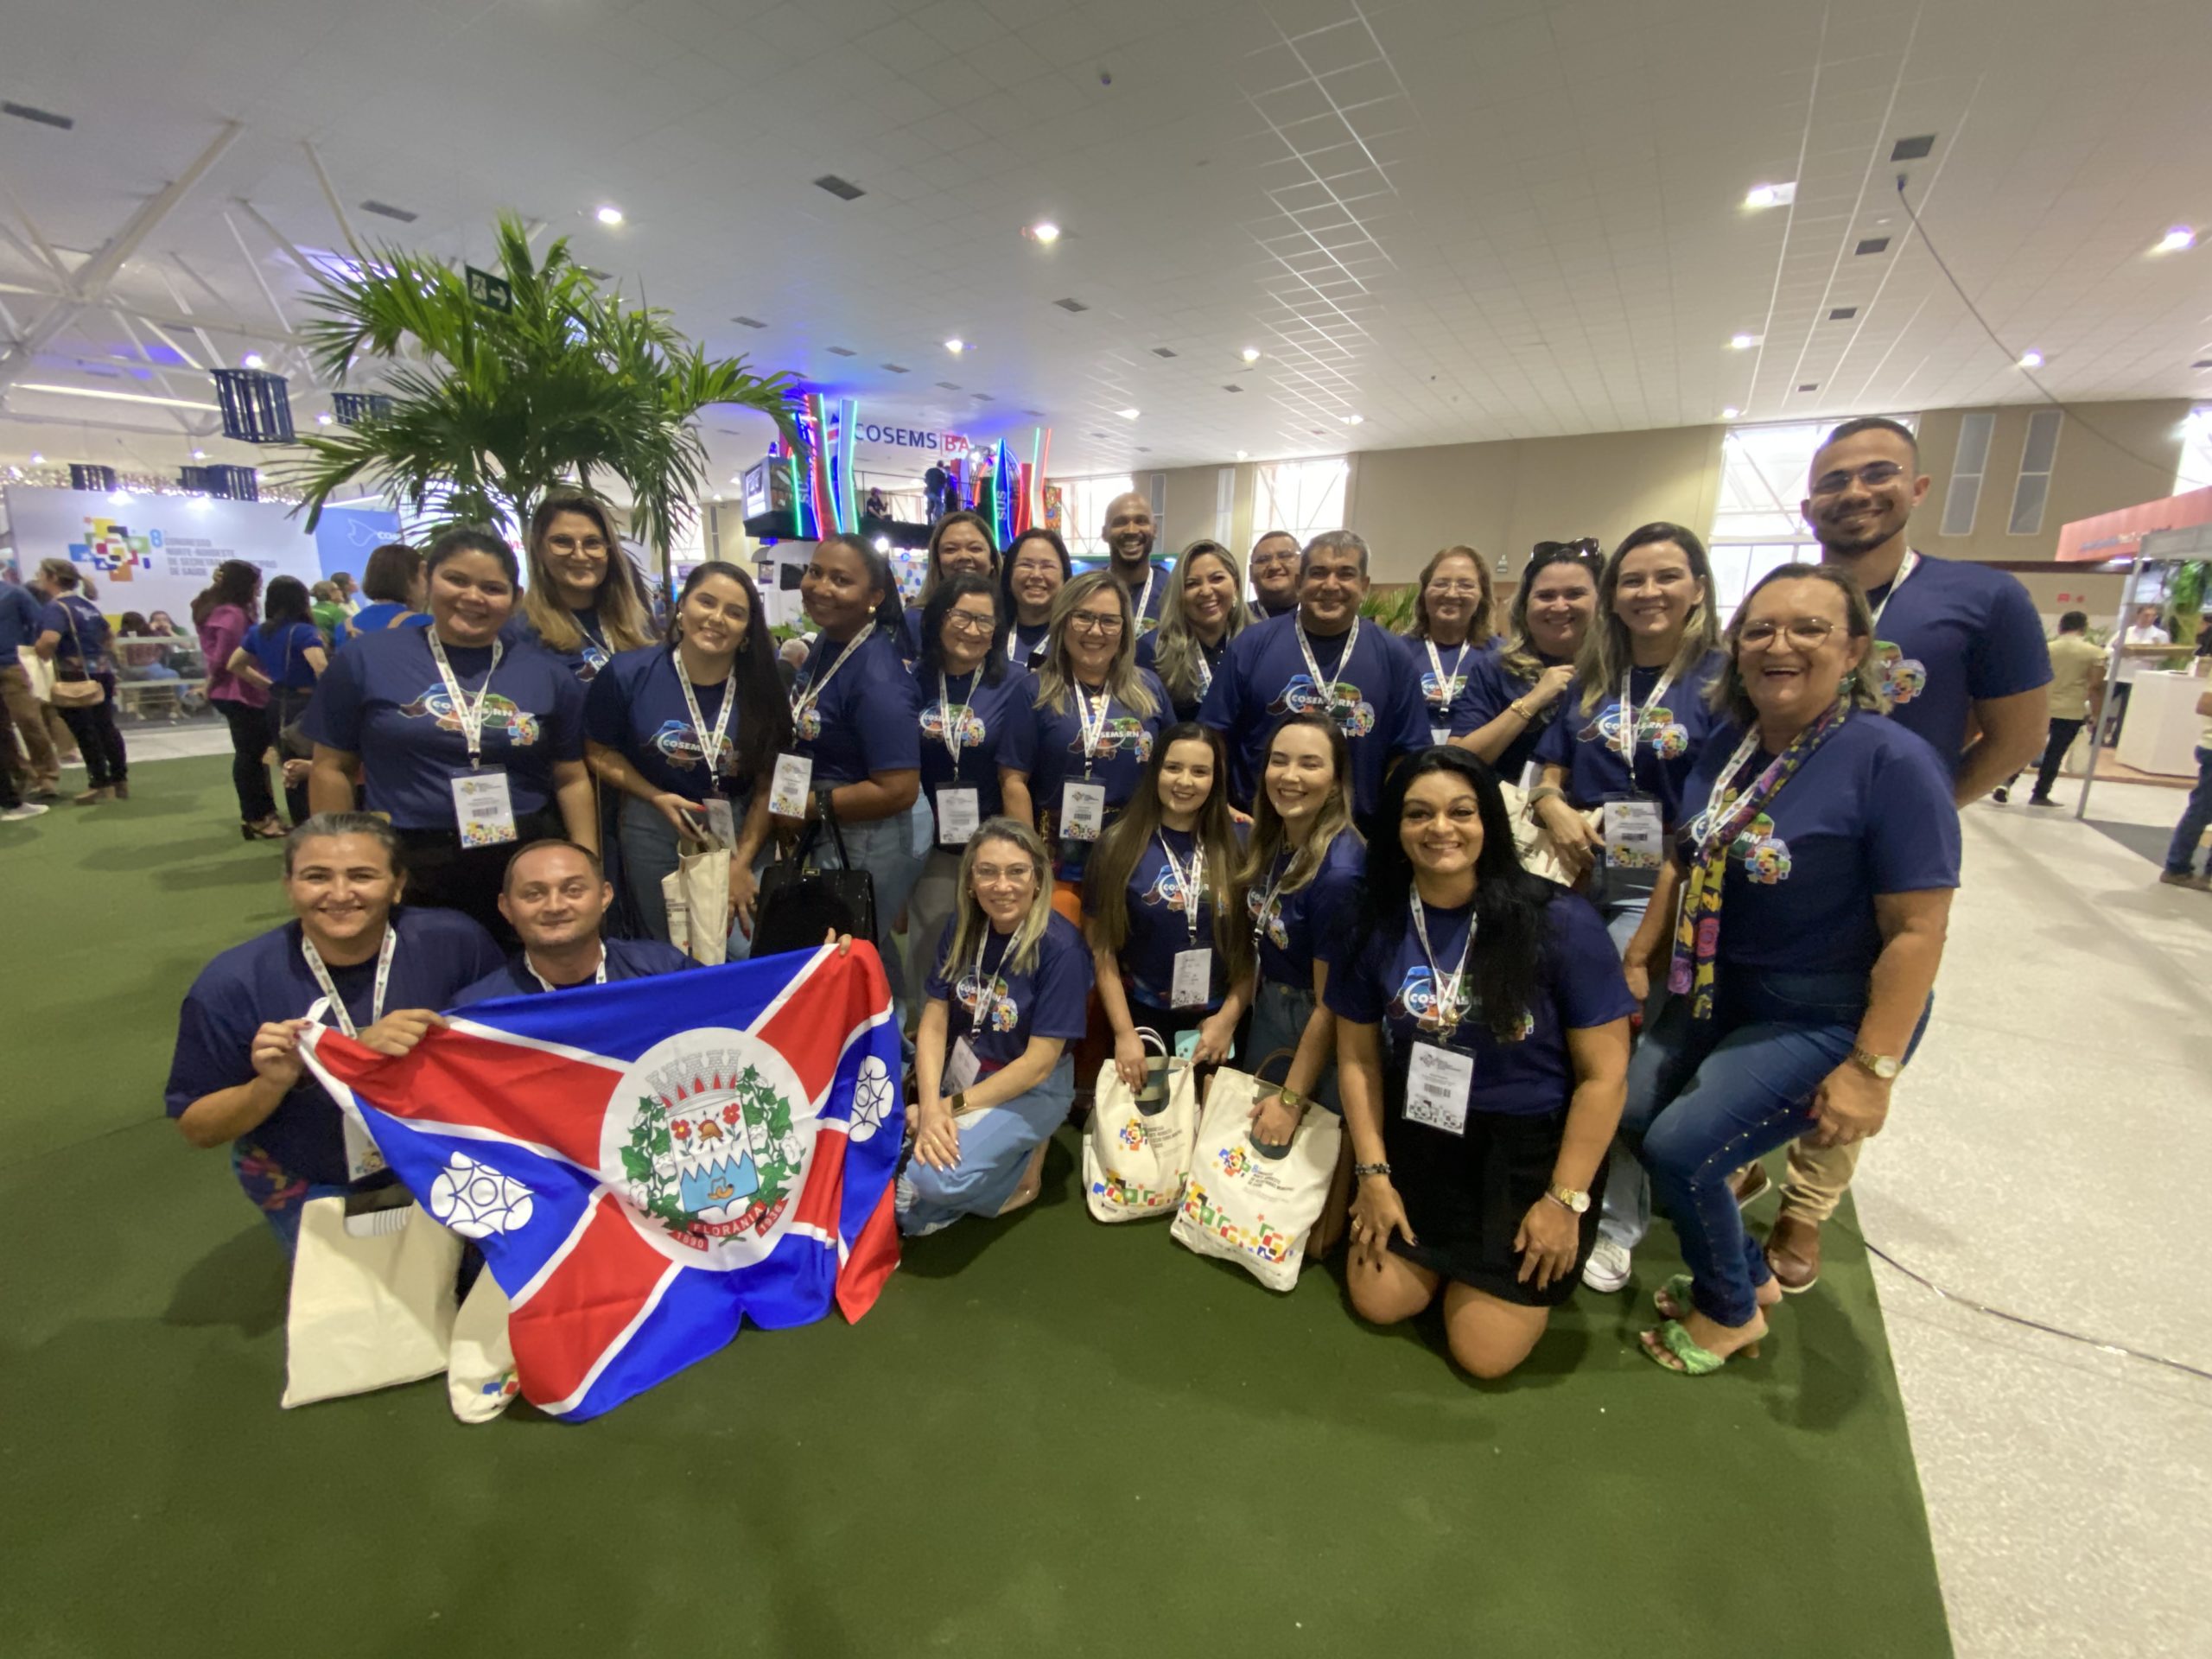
top-left (282, 213), bottom-right (798, 575)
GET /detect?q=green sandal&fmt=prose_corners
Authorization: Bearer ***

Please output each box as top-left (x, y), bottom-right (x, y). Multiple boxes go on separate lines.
top-left (1654, 1274), bottom-right (1694, 1321)
top-left (1640, 1319), bottom-right (1762, 1376)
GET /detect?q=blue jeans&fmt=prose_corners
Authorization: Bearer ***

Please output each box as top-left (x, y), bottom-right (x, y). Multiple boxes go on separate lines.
top-left (1616, 969), bottom-right (1919, 1326)
top-left (618, 794), bottom-right (685, 944)
top-left (2164, 747), bottom-right (2212, 876)
top-left (897, 1056), bottom-right (1074, 1235)
top-left (1247, 976), bottom-right (1340, 1111)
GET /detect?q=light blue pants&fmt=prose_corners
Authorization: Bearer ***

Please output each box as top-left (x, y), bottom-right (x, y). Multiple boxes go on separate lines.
top-left (896, 1056), bottom-right (1075, 1236)
top-left (1246, 976), bottom-right (1340, 1112)
top-left (618, 794), bottom-right (685, 944)
top-left (1592, 878), bottom-right (1655, 1249)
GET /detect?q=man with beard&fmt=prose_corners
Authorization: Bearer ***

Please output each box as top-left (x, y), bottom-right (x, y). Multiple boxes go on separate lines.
top-left (1101, 491), bottom-right (1172, 635)
top-left (452, 840), bottom-right (693, 1005)
top-left (1247, 530), bottom-right (1303, 619)
top-left (1748, 415), bottom-right (2050, 1291)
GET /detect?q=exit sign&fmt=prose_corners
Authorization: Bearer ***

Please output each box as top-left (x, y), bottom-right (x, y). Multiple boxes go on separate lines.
top-left (466, 265), bottom-right (512, 314)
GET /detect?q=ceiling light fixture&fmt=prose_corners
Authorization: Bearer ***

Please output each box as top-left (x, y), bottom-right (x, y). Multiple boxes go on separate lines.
top-left (242, 353), bottom-right (265, 369)
top-left (1722, 406), bottom-right (1741, 419)
top-left (19, 383), bottom-right (218, 410)
top-left (1236, 450), bottom-right (1249, 460)
top-left (595, 205), bottom-right (624, 226)
top-left (1729, 333), bottom-right (1759, 350)
top-left (316, 411), bottom-right (334, 425)
top-left (2155, 226), bottom-right (2196, 254)
top-left (1027, 220), bottom-right (1060, 244)
top-left (2018, 350), bottom-right (2044, 369)
top-left (1745, 181), bottom-right (1796, 209)
top-left (1242, 347), bottom-right (1261, 363)
top-left (1116, 408), bottom-right (1139, 420)
top-left (29, 451), bottom-right (43, 463)
top-left (192, 449), bottom-right (206, 459)
top-left (944, 338), bottom-right (965, 353)
top-left (1343, 414), bottom-right (1363, 424)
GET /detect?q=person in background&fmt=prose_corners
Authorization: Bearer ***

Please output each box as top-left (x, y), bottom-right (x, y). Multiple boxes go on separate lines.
top-left (1609, 566), bottom-right (1955, 1371)
top-left (1248, 530), bottom-right (1303, 620)
top-left (1997, 611), bottom-right (2103, 806)
top-left (33, 558), bottom-right (129, 805)
top-left (587, 561), bottom-right (787, 946)
top-left (905, 573), bottom-right (1037, 1014)
top-left (1201, 530), bottom-right (1430, 827)
top-left (2107, 602), bottom-right (2171, 743)
top-left (308, 583), bottom-right (353, 650)
top-left (903, 818), bottom-right (1092, 1235)
top-left (194, 560), bottom-right (282, 838)
top-left (232, 576), bottom-right (329, 828)
top-left (1085, 722), bottom-right (1252, 1074)
top-left (1327, 747), bottom-right (1634, 1381)
top-left (348, 543), bottom-right (430, 635)
top-left (0, 747), bottom-right (44, 822)
top-left (1138, 538), bottom-right (1252, 722)
top-left (1236, 712), bottom-right (1363, 1147)
top-left (902, 512), bottom-right (999, 657)
top-left (776, 635), bottom-right (810, 690)
top-left (116, 612), bottom-right (181, 683)
top-left (1013, 571), bottom-right (1170, 923)
top-left (1452, 543), bottom-right (1601, 786)
top-left (305, 526), bottom-right (594, 944)
top-left (330, 571), bottom-right (362, 616)
top-left (1001, 527), bottom-right (1071, 671)
top-left (1101, 492), bottom-right (1172, 635)
top-left (516, 495), bottom-right (655, 683)
top-left (1402, 545), bottom-right (1496, 746)
top-left (165, 813), bottom-right (505, 1253)
top-left (0, 571), bottom-right (61, 804)
top-left (451, 839), bottom-right (693, 1004)
top-left (2158, 683), bottom-right (2212, 893)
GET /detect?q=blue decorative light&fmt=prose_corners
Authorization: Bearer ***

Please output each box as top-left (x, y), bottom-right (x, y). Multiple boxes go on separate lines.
top-left (332, 391), bottom-right (393, 426)
top-left (211, 368), bottom-right (296, 443)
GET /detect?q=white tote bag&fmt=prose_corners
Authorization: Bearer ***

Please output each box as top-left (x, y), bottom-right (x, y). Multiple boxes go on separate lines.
top-left (1499, 779), bottom-right (1580, 888)
top-left (446, 1270), bottom-right (519, 1425)
top-left (1082, 1028), bottom-right (1199, 1223)
top-left (663, 838), bottom-right (731, 965)
top-left (281, 1195), bottom-right (463, 1408)
top-left (1171, 1065), bottom-right (1344, 1291)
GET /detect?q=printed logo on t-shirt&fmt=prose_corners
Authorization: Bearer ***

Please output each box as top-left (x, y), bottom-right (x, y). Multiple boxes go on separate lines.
top-left (1060, 715), bottom-right (1154, 761)
top-left (1389, 966), bottom-right (1533, 1040)
top-left (1687, 800), bottom-right (1793, 885)
top-left (1871, 640), bottom-right (1925, 705)
top-left (919, 703), bottom-right (987, 750)
top-left (952, 969), bottom-right (1020, 1033)
top-left (576, 640), bottom-right (610, 681)
top-left (399, 684), bottom-right (542, 747)
top-left (650, 720), bottom-right (733, 773)
top-left (1141, 861), bottom-right (1199, 913)
top-left (1268, 674), bottom-right (1376, 737)
top-left (1418, 669), bottom-right (1464, 709)
top-left (793, 702), bottom-right (824, 741)
top-left (1584, 700), bottom-right (1688, 760)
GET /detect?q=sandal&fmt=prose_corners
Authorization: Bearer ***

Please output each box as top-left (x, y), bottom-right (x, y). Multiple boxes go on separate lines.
top-left (1640, 1318), bottom-right (1763, 1376)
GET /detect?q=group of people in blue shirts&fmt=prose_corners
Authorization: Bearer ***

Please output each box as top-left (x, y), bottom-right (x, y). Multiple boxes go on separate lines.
top-left (166, 415), bottom-right (2057, 1385)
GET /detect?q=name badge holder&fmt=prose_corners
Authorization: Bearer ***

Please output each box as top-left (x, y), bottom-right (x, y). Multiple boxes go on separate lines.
top-left (944, 1037), bottom-right (982, 1096)
top-left (779, 624), bottom-right (874, 818)
top-left (937, 787), bottom-right (982, 844)
top-left (429, 632), bottom-right (516, 848)
top-left (1404, 893), bottom-right (1475, 1135)
top-left (302, 929), bottom-right (398, 1182)
top-left (1063, 683), bottom-right (1115, 842)
top-left (703, 798), bottom-right (737, 845)
top-left (676, 653), bottom-right (739, 848)
top-left (1159, 834), bottom-right (1212, 1010)
top-left (1601, 798), bottom-right (1665, 871)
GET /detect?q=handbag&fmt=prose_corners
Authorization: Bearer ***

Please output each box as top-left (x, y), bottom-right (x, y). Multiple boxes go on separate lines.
top-left (50, 600), bottom-right (106, 708)
top-left (1082, 1027), bottom-right (1200, 1222)
top-left (1171, 1051), bottom-right (1344, 1291)
top-left (663, 831), bottom-right (733, 965)
top-left (1504, 778), bottom-right (1588, 889)
top-left (280, 1191), bottom-right (464, 1408)
top-left (751, 801), bottom-right (878, 957)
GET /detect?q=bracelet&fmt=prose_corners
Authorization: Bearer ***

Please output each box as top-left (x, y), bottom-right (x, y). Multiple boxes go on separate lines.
top-left (1276, 1085), bottom-right (1306, 1111)
top-left (1353, 1160), bottom-right (1392, 1179)
top-left (1509, 701), bottom-right (1533, 721)
top-left (1528, 785), bottom-right (1567, 804)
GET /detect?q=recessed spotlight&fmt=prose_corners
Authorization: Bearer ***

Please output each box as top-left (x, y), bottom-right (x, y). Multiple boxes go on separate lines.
top-left (2018, 350), bottom-right (2044, 369)
top-left (944, 338), bottom-right (965, 353)
top-left (191, 448), bottom-right (206, 459)
top-left (242, 353), bottom-right (264, 369)
top-left (1116, 408), bottom-right (1140, 420)
top-left (316, 411), bottom-right (334, 425)
top-left (1745, 181), bottom-right (1796, 209)
top-left (2155, 226), bottom-right (2196, 254)
top-left (595, 205), bottom-right (624, 226)
top-left (1027, 220), bottom-right (1061, 244)
top-left (29, 451), bottom-right (43, 463)
top-left (1242, 347), bottom-right (1261, 364)
top-left (1722, 407), bottom-right (1741, 419)
top-left (874, 536), bottom-right (892, 552)
top-left (1343, 414), bottom-right (1363, 425)
top-left (1235, 450), bottom-right (1249, 460)
top-left (1729, 333), bottom-right (1760, 350)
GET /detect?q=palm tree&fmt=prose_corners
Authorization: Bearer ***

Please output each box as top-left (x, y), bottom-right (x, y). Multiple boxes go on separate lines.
top-left (280, 213), bottom-right (798, 568)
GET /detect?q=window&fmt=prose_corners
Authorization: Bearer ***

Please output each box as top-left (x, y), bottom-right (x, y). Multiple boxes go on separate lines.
top-left (1051, 474), bottom-right (1134, 563)
top-left (1254, 457), bottom-right (1348, 544)
top-left (2177, 407), bottom-right (2212, 493)
top-left (1940, 411), bottom-right (1994, 537)
top-left (2008, 409), bottom-right (2063, 536)
top-left (1707, 417), bottom-right (1916, 615)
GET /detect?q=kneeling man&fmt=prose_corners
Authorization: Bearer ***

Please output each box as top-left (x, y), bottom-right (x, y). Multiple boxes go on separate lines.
top-left (452, 839), bottom-right (694, 1007)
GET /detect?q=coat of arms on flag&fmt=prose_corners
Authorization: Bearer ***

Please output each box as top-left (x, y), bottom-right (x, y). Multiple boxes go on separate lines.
top-left (299, 942), bottom-right (906, 1421)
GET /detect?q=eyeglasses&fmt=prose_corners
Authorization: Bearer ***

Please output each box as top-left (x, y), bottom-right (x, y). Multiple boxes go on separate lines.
top-left (1250, 549), bottom-right (1299, 568)
top-left (1068, 612), bottom-right (1125, 637)
top-left (546, 536), bottom-right (608, 556)
top-left (1809, 461), bottom-right (1906, 496)
top-left (972, 863), bottom-right (1035, 887)
top-left (1738, 618), bottom-right (1840, 649)
top-left (1427, 580), bottom-right (1484, 596)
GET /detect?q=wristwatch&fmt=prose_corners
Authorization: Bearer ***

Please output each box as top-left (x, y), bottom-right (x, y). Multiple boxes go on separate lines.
top-left (949, 1090), bottom-right (968, 1114)
top-left (1850, 1046), bottom-right (1903, 1081)
top-left (1544, 1183), bottom-right (1590, 1214)
top-left (1352, 1160), bottom-right (1393, 1180)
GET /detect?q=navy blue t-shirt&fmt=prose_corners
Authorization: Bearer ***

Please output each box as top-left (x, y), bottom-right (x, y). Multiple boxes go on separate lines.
top-left (449, 936), bottom-right (696, 1007)
top-left (584, 646), bottom-right (749, 806)
top-left (1676, 713), bottom-right (1961, 976)
top-left (348, 601), bottom-right (431, 636)
top-left (0, 582), bottom-right (43, 668)
top-left (1007, 619), bottom-right (1052, 672)
top-left (1246, 829), bottom-right (1365, 991)
top-left (1402, 634), bottom-right (1485, 740)
top-left (789, 625), bottom-right (920, 787)
top-left (38, 594), bottom-right (111, 674)
top-left (912, 662), bottom-right (1039, 850)
top-left (1135, 628), bottom-right (1231, 723)
top-left (1200, 613), bottom-right (1429, 822)
top-left (925, 911), bottom-right (1092, 1072)
top-left (897, 603), bottom-right (926, 660)
top-left (1023, 672), bottom-right (1172, 882)
top-left (1861, 552), bottom-right (2051, 772)
top-left (1452, 648), bottom-right (1571, 784)
top-left (1534, 649), bottom-right (1729, 825)
top-left (1121, 562), bottom-right (1173, 635)
top-left (302, 627), bottom-right (587, 830)
top-left (1085, 823), bottom-right (1243, 1009)
top-left (244, 620), bottom-right (323, 690)
top-left (1327, 892), bottom-right (1635, 1118)
top-left (163, 910), bottom-right (505, 1185)
top-left (507, 605), bottom-right (615, 683)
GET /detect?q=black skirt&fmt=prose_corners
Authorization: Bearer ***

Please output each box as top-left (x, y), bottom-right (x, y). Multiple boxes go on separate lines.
top-left (1382, 1079), bottom-right (1605, 1308)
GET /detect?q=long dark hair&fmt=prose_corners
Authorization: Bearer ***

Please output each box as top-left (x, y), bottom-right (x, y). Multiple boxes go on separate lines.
top-left (670, 560), bottom-right (791, 779)
top-left (919, 511), bottom-right (999, 606)
top-left (1084, 722), bottom-right (1250, 983)
top-left (1356, 747), bottom-right (1554, 1041)
top-left (191, 558), bottom-right (261, 627)
top-left (264, 575), bottom-right (312, 626)
top-left (915, 571), bottom-right (1007, 685)
top-left (815, 532), bottom-right (906, 633)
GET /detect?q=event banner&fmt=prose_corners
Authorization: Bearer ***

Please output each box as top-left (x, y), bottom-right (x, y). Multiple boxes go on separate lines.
top-left (3, 486), bottom-right (398, 618)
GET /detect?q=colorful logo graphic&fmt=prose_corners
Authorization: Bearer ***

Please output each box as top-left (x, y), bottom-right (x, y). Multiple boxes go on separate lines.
top-left (398, 684), bottom-right (543, 747)
top-left (610, 1035), bottom-right (812, 1257)
top-left (1392, 965), bottom-right (1460, 1033)
top-left (1061, 715), bottom-right (1153, 762)
top-left (1141, 859), bottom-right (1198, 912)
top-left (1420, 669), bottom-right (1465, 708)
top-left (952, 968), bottom-right (1020, 1033)
top-left (1731, 811), bottom-right (1792, 884)
top-left (67, 517), bottom-right (161, 582)
top-left (1268, 674), bottom-right (1376, 737)
top-left (920, 702), bottom-right (987, 750)
top-left (1217, 1144), bottom-right (1254, 1180)
top-left (1247, 885), bottom-right (1288, 949)
top-left (650, 719), bottom-right (734, 773)
top-left (1872, 640), bottom-right (1925, 705)
top-left (1586, 700), bottom-right (1690, 760)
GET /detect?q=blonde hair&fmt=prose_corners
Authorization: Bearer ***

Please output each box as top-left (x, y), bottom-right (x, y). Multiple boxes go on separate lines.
top-left (38, 556), bottom-right (88, 597)
top-left (1034, 570), bottom-right (1159, 719)
top-left (945, 818), bottom-right (1056, 980)
top-left (521, 495), bottom-right (653, 657)
top-left (1150, 538), bottom-right (1249, 709)
top-left (1235, 712), bottom-right (1357, 898)
top-left (1576, 522), bottom-right (1723, 715)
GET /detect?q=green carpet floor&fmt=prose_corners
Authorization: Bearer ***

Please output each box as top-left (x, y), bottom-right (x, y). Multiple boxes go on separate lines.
top-left (0, 757), bottom-right (1953, 1658)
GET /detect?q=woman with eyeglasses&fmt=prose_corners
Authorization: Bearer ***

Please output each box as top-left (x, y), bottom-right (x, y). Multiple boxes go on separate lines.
top-left (1605, 565), bottom-right (1955, 1372)
top-left (1001, 527), bottom-right (1071, 670)
top-left (904, 573), bottom-right (1039, 1010)
top-left (1529, 523), bottom-right (1726, 954)
top-left (1325, 747), bottom-right (1634, 1380)
top-left (1012, 571), bottom-right (1171, 923)
top-left (1452, 545), bottom-right (1602, 785)
top-left (1137, 538), bottom-right (1252, 723)
top-left (901, 512), bottom-right (999, 657)
top-left (1402, 545), bottom-right (1497, 746)
top-left (903, 818), bottom-right (1093, 1235)
top-left (515, 495), bottom-right (655, 683)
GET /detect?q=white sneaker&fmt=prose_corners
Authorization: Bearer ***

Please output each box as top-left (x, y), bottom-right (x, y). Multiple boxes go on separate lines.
top-left (1581, 1236), bottom-right (1632, 1293)
top-left (2, 802), bottom-right (50, 823)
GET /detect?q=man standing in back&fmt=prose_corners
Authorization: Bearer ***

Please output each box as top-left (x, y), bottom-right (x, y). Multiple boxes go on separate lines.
top-left (1247, 531), bottom-right (1303, 619)
top-left (1101, 492), bottom-right (1171, 635)
top-left (1997, 610), bottom-right (2103, 807)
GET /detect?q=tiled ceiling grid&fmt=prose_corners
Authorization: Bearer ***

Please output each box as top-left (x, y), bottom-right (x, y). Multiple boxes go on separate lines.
top-left (0, 0), bottom-right (2208, 492)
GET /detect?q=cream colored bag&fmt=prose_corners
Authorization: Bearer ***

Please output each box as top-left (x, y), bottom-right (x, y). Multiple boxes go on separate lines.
top-left (445, 1271), bottom-right (518, 1424)
top-left (1082, 1028), bottom-right (1199, 1222)
top-left (1499, 779), bottom-right (1587, 888)
top-left (281, 1196), bottom-right (463, 1408)
top-left (1171, 1065), bottom-right (1344, 1291)
top-left (663, 837), bottom-right (731, 964)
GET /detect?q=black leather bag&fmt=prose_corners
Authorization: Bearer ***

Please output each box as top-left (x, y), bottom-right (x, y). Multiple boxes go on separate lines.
top-left (750, 804), bottom-right (877, 957)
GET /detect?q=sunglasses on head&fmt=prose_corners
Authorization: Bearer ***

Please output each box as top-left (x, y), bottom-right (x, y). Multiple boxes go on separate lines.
top-left (1529, 538), bottom-right (1603, 567)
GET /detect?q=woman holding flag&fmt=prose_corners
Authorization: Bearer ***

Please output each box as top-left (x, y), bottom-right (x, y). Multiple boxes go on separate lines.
top-left (1610, 566), bottom-right (1955, 1374)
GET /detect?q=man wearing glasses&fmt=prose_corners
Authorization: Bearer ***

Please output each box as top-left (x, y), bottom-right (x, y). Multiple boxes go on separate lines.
top-left (1247, 531), bottom-right (1303, 619)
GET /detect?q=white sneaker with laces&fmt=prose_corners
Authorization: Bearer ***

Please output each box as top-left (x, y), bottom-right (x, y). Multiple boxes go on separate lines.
top-left (1581, 1236), bottom-right (1632, 1293)
top-left (3, 802), bottom-right (51, 822)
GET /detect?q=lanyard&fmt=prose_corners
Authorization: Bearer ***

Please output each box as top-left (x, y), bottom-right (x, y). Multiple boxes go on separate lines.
top-left (1424, 638), bottom-right (1468, 705)
top-left (302, 926), bottom-right (397, 1039)
top-left (1253, 846), bottom-right (1292, 948)
top-left (526, 944), bottom-right (607, 993)
top-left (426, 631), bottom-right (505, 767)
top-left (791, 623), bottom-right (874, 726)
top-left (1297, 617), bottom-right (1359, 713)
top-left (1156, 832), bottom-right (1205, 941)
top-left (575, 609), bottom-right (610, 655)
top-left (967, 929), bottom-right (1011, 1033)
top-left (1198, 644), bottom-right (1215, 697)
top-left (1689, 728), bottom-right (1766, 861)
top-left (1136, 566), bottom-right (1156, 626)
top-left (675, 654), bottom-right (736, 779)
top-left (1867, 550), bottom-right (1920, 634)
top-left (1408, 893), bottom-right (1472, 1032)
top-left (1613, 662), bottom-right (1681, 764)
top-left (937, 667), bottom-right (979, 766)
top-left (1075, 682), bottom-right (1113, 778)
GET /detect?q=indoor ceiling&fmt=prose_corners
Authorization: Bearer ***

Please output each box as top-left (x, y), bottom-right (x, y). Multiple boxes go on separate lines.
top-left (1, 0), bottom-right (2209, 493)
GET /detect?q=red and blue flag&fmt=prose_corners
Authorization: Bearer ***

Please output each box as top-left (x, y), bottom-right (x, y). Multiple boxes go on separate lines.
top-left (300, 943), bottom-right (904, 1421)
